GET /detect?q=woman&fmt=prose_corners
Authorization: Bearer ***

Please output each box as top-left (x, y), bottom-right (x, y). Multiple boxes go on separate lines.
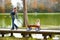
top-left (11, 7), bottom-right (18, 30)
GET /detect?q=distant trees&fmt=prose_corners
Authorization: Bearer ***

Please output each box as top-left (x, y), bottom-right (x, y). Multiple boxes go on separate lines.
top-left (5, 3), bottom-right (13, 13)
top-left (0, 0), bottom-right (60, 13)
top-left (27, 0), bottom-right (60, 13)
top-left (0, 0), bottom-right (13, 13)
top-left (0, 0), bottom-right (5, 13)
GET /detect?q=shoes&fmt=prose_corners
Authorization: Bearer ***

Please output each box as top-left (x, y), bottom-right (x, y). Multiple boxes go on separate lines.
top-left (11, 27), bottom-right (18, 30)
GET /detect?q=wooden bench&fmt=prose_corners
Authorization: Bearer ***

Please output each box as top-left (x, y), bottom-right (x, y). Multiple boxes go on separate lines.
top-left (0, 29), bottom-right (60, 40)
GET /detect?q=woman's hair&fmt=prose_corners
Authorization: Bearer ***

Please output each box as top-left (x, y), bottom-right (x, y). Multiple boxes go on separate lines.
top-left (13, 7), bottom-right (16, 9)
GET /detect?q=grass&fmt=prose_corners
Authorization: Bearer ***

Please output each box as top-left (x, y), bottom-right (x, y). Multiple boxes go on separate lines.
top-left (0, 36), bottom-right (56, 40)
top-left (0, 36), bottom-right (54, 40)
top-left (0, 37), bottom-right (41, 40)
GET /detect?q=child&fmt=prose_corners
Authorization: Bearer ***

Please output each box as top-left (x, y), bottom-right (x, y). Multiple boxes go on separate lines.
top-left (36, 19), bottom-right (40, 26)
top-left (35, 19), bottom-right (40, 31)
top-left (27, 19), bottom-right (41, 31)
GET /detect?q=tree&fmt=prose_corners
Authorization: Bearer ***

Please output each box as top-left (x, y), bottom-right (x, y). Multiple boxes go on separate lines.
top-left (23, 0), bottom-right (28, 27)
top-left (5, 2), bottom-right (13, 13)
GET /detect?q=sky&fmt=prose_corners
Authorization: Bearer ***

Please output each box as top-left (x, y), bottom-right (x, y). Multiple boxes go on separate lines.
top-left (11, 0), bottom-right (23, 9)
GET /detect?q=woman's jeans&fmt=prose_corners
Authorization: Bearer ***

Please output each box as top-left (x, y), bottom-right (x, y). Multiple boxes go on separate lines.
top-left (12, 18), bottom-right (18, 29)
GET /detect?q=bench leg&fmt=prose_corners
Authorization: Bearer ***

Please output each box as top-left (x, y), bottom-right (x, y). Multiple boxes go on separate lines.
top-left (21, 33), bottom-right (26, 37)
top-left (29, 34), bottom-right (32, 37)
top-left (21, 33), bottom-right (32, 37)
top-left (49, 35), bottom-right (52, 38)
top-left (44, 36), bottom-right (47, 40)
top-left (2, 34), bottom-right (4, 37)
top-left (11, 33), bottom-right (13, 36)
top-left (43, 34), bottom-right (47, 40)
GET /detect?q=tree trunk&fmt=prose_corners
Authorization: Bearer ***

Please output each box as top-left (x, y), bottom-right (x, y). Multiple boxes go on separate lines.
top-left (23, 0), bottom-right (28, 27)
